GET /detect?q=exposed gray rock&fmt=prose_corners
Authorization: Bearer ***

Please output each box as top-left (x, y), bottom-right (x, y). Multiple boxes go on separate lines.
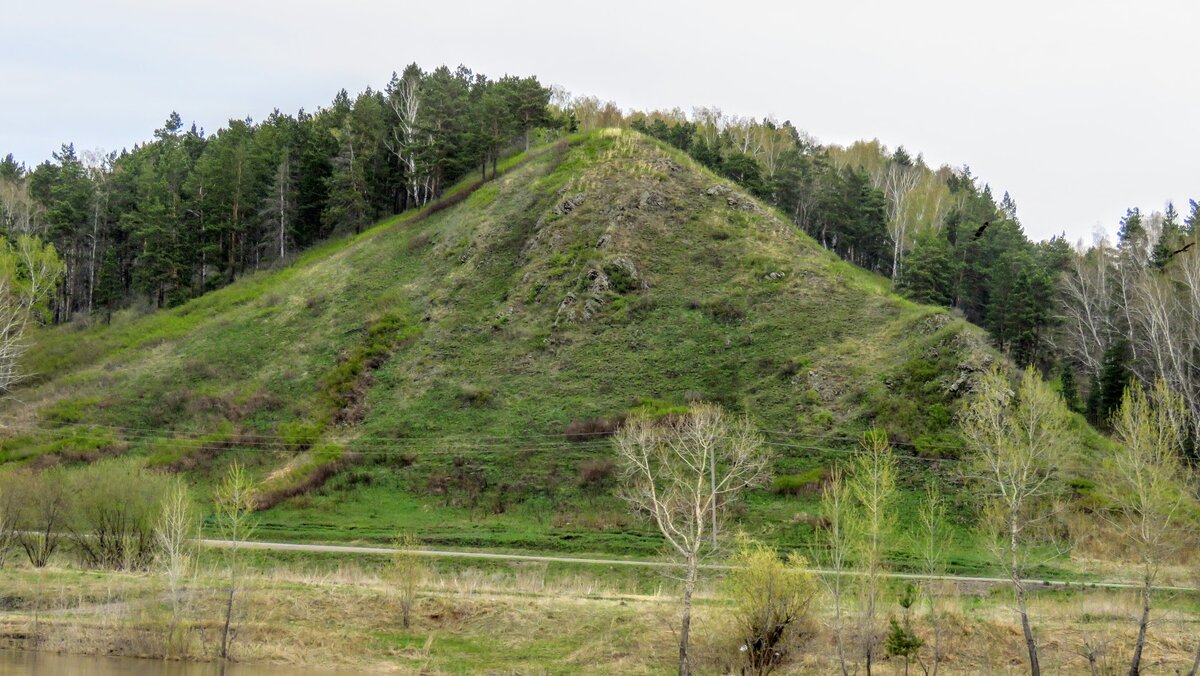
top-left (638, 190), bottom-right (667, 210)
top-left (652, 157), bottom-right (682, 173)
top-left (554, 192), bottom-right (586, 215)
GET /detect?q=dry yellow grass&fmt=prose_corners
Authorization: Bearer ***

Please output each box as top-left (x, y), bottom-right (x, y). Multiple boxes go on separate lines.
top-left (0, 561), bottom-right (1198, 674)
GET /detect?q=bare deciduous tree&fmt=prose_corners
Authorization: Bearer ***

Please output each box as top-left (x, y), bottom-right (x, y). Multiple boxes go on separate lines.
top-left (878, 163), bottom-right (922, 280)
top-left (1057, 241), bottom-right (1117, 379)
top-left (962, 366), bottom-right (1072, 676)
top-left (614, 402), bottom-right (770, 676)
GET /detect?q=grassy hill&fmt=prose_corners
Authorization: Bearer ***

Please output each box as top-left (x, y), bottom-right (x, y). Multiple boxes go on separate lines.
top-left (0, 130), bottom-right (1086, 570)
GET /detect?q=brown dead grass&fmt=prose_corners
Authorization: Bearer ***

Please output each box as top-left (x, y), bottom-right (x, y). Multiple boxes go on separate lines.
top-left (1, 561), bottom-right (1199, 674)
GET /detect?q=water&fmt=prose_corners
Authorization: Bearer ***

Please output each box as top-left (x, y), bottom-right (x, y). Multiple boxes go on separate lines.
top-left (0, 651), bottom-right (352, 675)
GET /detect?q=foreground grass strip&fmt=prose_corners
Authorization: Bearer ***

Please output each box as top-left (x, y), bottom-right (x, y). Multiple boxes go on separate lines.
top-left (195, 539), bottom-right (1200, 592)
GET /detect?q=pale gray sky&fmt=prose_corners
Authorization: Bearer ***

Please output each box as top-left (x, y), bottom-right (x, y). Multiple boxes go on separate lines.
top-left (4, 0), bottom-right (1197, 242)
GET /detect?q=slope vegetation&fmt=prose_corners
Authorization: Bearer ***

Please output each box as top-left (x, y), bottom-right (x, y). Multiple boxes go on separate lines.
top-left (3, 131), bottom-right (1031, 563)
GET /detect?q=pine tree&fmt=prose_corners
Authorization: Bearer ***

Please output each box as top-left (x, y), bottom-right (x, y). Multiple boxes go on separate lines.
top-left (898, 231), bottom-right (958, 306)
top-left (1090, 340), bottom-right (1131, 428)
top-left (94, 245), bottom-right (122, 322)
top-left (1151, 202), bottom-right (1182, 269)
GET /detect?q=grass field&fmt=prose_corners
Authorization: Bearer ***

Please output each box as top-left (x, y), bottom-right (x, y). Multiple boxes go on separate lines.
top-left (1, 550), bottom-right (1198, 673)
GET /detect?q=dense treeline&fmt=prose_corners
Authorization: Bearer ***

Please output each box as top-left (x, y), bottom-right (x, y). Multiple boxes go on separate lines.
top-left (0, 64), bottom-right (552, 319)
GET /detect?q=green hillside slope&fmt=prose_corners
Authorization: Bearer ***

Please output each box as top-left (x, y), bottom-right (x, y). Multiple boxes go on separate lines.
top-left (1, 130), bottom-right (1057, 566)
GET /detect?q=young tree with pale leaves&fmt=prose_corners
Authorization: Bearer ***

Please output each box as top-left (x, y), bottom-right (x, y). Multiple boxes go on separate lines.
top-left (962, 366), bottom-right (1072, 676)
top-left (847, 430), bottom-right (898, 676)
top-left (1103, 380), bottom-right (1189, 675)
top-left (212, 462), bottom-right (257, 661)
top-left (614, 402), bottom-right (770, 676)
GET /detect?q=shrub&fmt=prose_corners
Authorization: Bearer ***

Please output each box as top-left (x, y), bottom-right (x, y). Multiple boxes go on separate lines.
top-left (279, 420), bottom-right (324, 451)
top-left (771, 468), bottom-right (831, 496)
top-left (564, 416), bottom-right (625, 442)
top-left (911, 432), bottom-right (963, 459)
top-left (319, 313), bottom-right (414, 423)
top-left (456, 383), bottom-right (494, 406)
top-left (629, 397), bottom-right (689, 420)
top-left (777, 356), bottom-right (810, 380)
top-left (42, 396), bottom-right (102, 424)
top-left (67, 458), bottom-right (172, 570)
top-left (577, 459), bottom-right (616, 489)
top-left (406, 231), bottom-right (433, 252)
top-left (603, 262), bottom-right (637, 294)
top-left (724, 539), bottom-right (817, 675)
top-left (705, 297), bottom-right (745, 324)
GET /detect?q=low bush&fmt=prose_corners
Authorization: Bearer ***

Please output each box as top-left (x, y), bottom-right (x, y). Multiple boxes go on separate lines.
top-left (771, 468), bottom-right (831, 496)
top-left (705, 297), bottom-right (745, 324)
top-left (406, 231), bottom-right (433, 252)
top-left (456, 384), bottom-right (494, 406)
top-left (577, 459), bottom-right (616, 489)
top-left (564, 416), bottom-right (624, 442)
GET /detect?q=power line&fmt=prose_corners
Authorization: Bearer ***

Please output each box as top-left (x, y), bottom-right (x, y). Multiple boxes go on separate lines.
top-left (0, 418), bottom-right (967, 465)
top-left (0, 416), bottom-right (969, 451)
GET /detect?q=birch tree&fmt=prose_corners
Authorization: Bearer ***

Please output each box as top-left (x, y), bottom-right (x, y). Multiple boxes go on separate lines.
top-left (389, 531), bottom-right (427, 629)
top-left (878, 162), bottom-right (922, 280)
top-left (386, 65), bottom-right (424, 207)
top-left (614, 402), bottom-right (770, 676)
top-left (961, 366), bottom-right (1072, 676)
top-left (0, 235), bottom-right (63, 394)
top-left (1058, 241), bottom-right (1117, 379)
top-left (1102, 380), bottom-right (1188, 676)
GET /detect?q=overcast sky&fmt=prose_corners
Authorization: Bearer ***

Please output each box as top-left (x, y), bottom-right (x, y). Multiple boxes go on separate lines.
top-left (4, 0), bottom-right (1197, 243)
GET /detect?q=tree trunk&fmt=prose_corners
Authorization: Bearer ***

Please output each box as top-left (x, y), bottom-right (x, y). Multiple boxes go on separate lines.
top-left (1128, 573), bottom-right (1152, 676)
top-left (931, 613), bottom-right (941, 676)
top-left (220, 576), bottom-right (236, 660)
top-left (1016, 583), bottom-right (1040, 676)
top-left (833, 576), bottom-right (849, 676)
top-left (1012, 518), bottom-right (1040, 675)
top-left (679, 554), bottom-right (698, 676)
top-left (1187, 638), bottom-right (1200, 676)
